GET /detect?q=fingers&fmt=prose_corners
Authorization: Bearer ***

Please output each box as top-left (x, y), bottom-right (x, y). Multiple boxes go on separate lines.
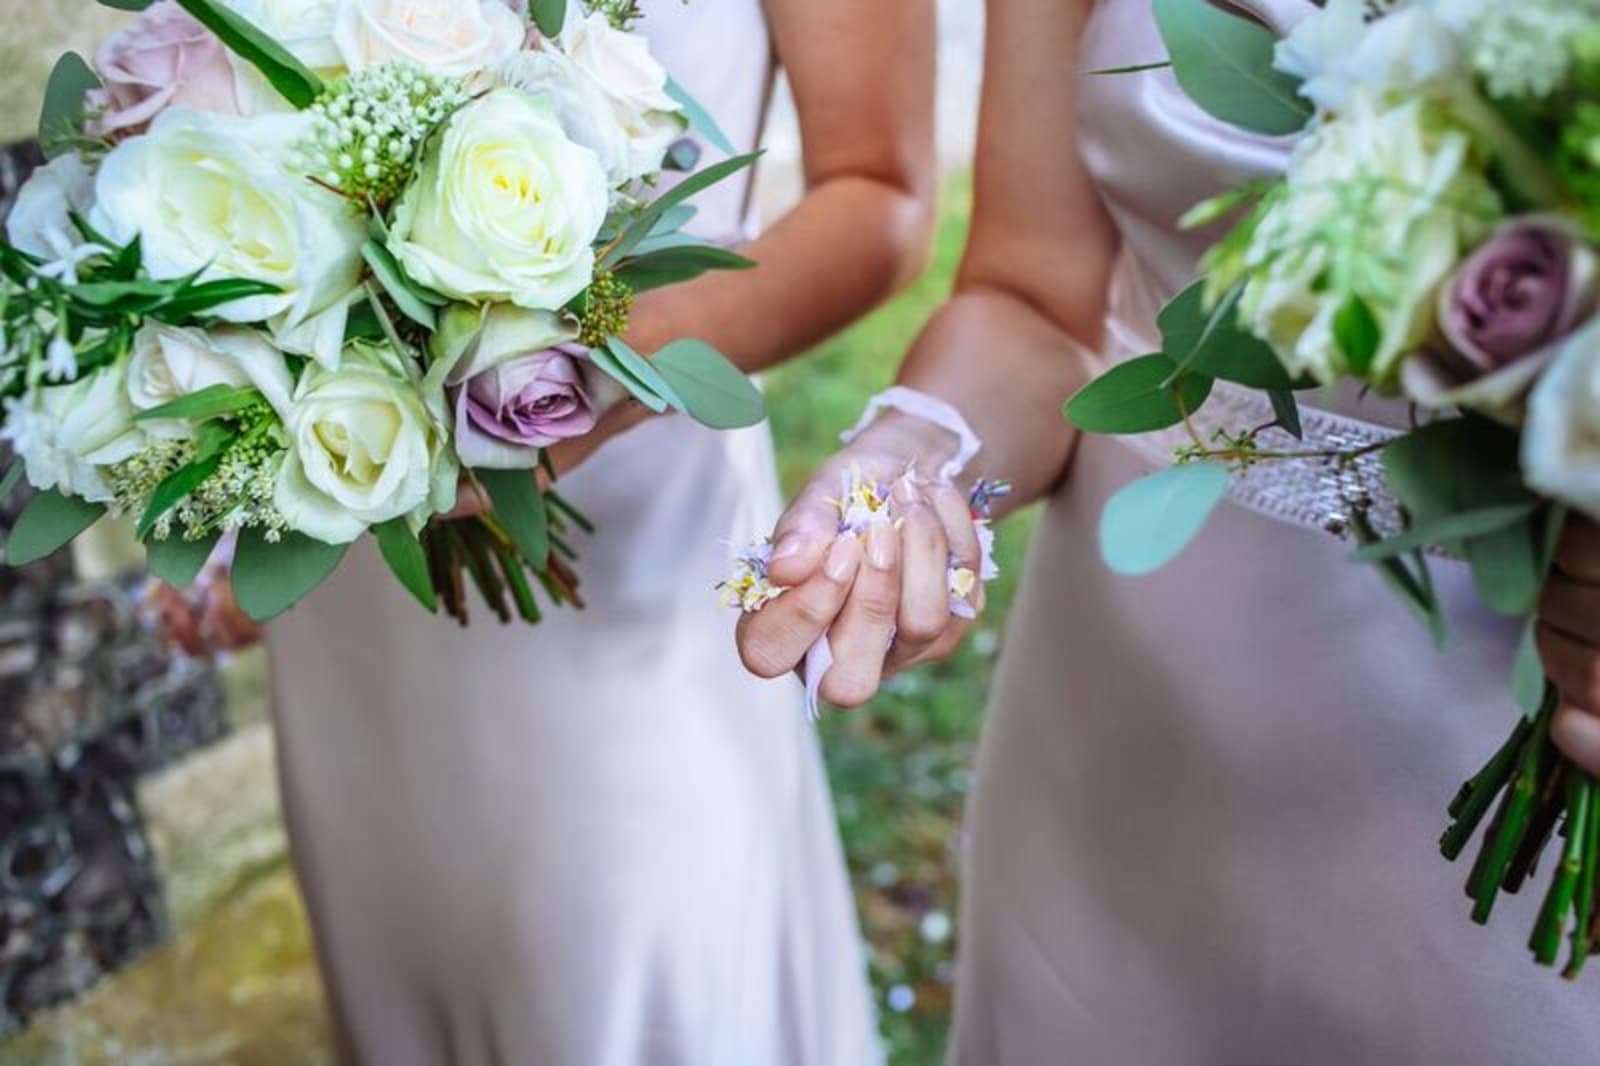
top-left (1538, 552), bottom-right (1600, 776)
top-left (202, 573), bottom-right (263, 652)
top-left (765, 479), bottom-right (844, 588)
top-left (737, 535), bottom-right (861, 679)
top-left (150, 581), bottom-right (207, 657)
top-left (1555, 703), bottom-right (1600, 778)
top-left (1539, 573), bottom-right (1600, 646)
top-left (1556, 518), bottom-right (1600, 583)
top-left (819, 520), bottom-right (902, 708)
top-left (890, 478), bottom-right (951, 663)
top-left (929, 482), bottom-right (982, 612)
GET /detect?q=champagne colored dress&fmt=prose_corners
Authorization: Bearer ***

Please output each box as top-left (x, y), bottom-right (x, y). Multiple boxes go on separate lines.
top-left (266, 4), bottom-right (879, 1064)
top-left (950, 1), bottom-right (1600, 1062)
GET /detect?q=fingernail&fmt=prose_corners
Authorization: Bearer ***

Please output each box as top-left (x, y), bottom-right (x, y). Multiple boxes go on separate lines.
top-left (867, 520), bottom-right (896, 570)
top-left (892, 476), bottom-right (920, 507)
top-left (772, 530), bottom-right (812, 561)
top-left (824, 535), bottom-right (858, 581)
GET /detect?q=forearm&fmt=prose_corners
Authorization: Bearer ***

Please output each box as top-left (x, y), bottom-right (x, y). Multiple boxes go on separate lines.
top-left (624, 170), bottom-right (932, 373)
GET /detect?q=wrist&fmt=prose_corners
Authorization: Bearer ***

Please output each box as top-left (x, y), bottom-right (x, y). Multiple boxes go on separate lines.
top-left (847, 408), bottom-right (966, 479)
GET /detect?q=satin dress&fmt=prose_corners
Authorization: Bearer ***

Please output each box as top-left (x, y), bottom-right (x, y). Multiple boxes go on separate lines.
top-left (265, 4), bottom-right (880, 1064)
top-left (951, 1), bottom-right (1600, 1062)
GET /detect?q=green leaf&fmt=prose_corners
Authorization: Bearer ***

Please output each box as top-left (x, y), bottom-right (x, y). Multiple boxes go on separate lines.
top-left (5, 489), bottom-right (104, 565)
top-left (1086, 60), bottom-right (1173, 76)
top-left (1465, 514), bottom-right (1543, 616)
top-left (233, 527), bottom-right (349, 621)
top-left (174, 0), bottom-right (323, 109)
top-left (1268, 388), bottom-right (1302, 439)
top-left (586, 342), bottom-right (670, 413)
top-left (529, 0), bottom-right (567, 38)
top-left (137, 444), bottom-right (229, 539)
top-left (1350, 509), bottom-right (1448, 649)
top-left (1348, 502), bottom-right (1538, 563)
top-left (39, 53), bottom-right (101, 158)
top-left (1333, 295), bottom-right (1381, 375)
top-left (145, 532), bottom-right (220, 588)
top-left (666, 77), bottom-right (736, 156)
top-left (614, 243), bottom-right (755, 293)
top-left (1150, 0), bottom-right (1312, 136)
top-left (158, 277), bottom-right (283, 320)
top-left (1382, 419), bottom-right (1534, 524)
top-left (132, 384), bottom-right (261, 424)
top-left (364, 240), bottom-right (437, 330)
top-left (607, 338), bottom-right (686, 411)
top-left (1512, 619), bottom-right (1546, 718)
top-left (605, 152), bottom-right (762, 265)
top-left (1099, 461), bottom-right (1230, 576)
top-left (478, 469), bottom-right (549, 570)
top-left (1064, 353), bottom-right (1214, 434)
top-left (651, 339), bottom-right (767, 429)
top-left (96, 0), bottom-right (156, 9)
top-left (1161, 282), bottom-right (1300, 390)
top-left (374, 518), bottom-right (436, 612)
top-left (0, 462), bottom-right (23, 505)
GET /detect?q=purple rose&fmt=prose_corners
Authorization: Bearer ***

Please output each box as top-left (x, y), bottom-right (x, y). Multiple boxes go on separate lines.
top-left (1404, 216), bottom-right (1599, 418)
top-left (88, 1), bottom-right (241, 137)
top-left (453, 343), bottom-right (597, 468)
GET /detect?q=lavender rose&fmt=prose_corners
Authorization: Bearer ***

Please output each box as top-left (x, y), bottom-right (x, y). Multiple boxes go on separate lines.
top-left (1404, 216), bottom-right (1599, 418)
top-left (435, 305), bottom-right (599, 469)
top-left (89, 1), bottom-right (240, 136)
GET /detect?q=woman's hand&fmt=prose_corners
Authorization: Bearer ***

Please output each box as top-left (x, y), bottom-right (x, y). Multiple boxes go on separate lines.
top-left (150, 565), bottom-right (262, 657)
top-left (735, 413), bottom-right (980, 708)
top-left (1538, 519), bottom-right (1600, 776)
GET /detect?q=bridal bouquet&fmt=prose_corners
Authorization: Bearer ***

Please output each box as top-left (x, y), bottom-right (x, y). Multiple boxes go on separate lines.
top-left (0, 0), bottom-right (765, 626)
top-left (1068, 0), bottom-right (1600, 974)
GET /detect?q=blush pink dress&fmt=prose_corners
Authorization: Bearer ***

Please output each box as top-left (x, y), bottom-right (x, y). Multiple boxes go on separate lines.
top-left (950, 1), bottom-right (1600, 1062)
top-left (264, 4), bottom-right (880, 1064)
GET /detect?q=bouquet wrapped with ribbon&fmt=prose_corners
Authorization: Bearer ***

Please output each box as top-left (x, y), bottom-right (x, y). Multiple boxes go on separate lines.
top-left (0, 0), bottom-right (765, 626)
top-left (1067, 0), bottom-right (1600, 974)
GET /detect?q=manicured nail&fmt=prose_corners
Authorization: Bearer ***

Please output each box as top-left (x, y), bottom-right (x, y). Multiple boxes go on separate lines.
top-left (867, 519), bottom-right (896, 570)
top-left (772, 530), bottom-right (812, 561)
top-left (824, 535), bottom-right (859, 581)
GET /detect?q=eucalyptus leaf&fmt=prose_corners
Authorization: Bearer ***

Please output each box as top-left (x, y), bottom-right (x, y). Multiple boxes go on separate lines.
top-left (0, 462), bottom-right (23, 505)
top-left (375, 518), bottom-right (436, 612)
top-left (364, 240), bottom-right (437, 330)
top-left (605, 153), bottom-right (762, 265)
top-left (1512, 619), bottom-right (1546, 718)
top-left (1268, 388), bottom-right (1302, 439)
top-left (1161, 282), bottom-right (1299, 390)
top-left (233, 527), bottom-right (348, 621)
top-left (145, 532), bottom-right (220, 588)
top-left (5, 490), bottom-right (104, 566)
top-left (96, 0), bottom-right (155, 8)
top-left (133, 384), bottom-right (261, 423)
top-left (651, 339), bottom-right (766, 429)
top-left (39, 53), bottom-right (101, 159)
top-left (607, 338), bottom-right (686, 411)
top-left (1465, 513), bottom-right (1542, 616)
top-left (666, 77), bottom-right (736, 156)
top-left (1348, 502), bottom-right (1538, 563)
top-left (1099, 461), bottom-right (1230, 576)
top-left (1086, 61), bottom-right (1173, 76)
top-left (175, 0), bottom-right (323, 109)
top-left (1151, 0), bottom-right (1311, 136)
top-left (615, 243), bottom-right (755, 293)
top-left (1382, 418), bottom-right (1533, 523)
top-left (586, 342), bottom-right (670, 413)
top-left (478, 469), bottom-right (550, 570)
top-left (530, 0), bottom-right (567, 38)
top-left (1064, 353), bottom-right (1214, 434)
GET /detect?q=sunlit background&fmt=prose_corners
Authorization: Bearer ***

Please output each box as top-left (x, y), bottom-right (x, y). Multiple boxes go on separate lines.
top-left (0, 4), bottom-right (1025, 1063)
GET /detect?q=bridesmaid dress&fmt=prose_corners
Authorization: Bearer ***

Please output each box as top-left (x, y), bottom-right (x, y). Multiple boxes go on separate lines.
top-left (265, 4), bottom-right (880, 1064)
top-left (951, 1), bottom-right (1600, 1063)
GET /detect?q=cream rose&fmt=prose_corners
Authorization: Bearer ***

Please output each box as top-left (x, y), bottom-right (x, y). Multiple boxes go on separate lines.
top-left (1, 363), bottom-right (145, 504)
top-left (333, 0), bottom-right (525, 79)
top-left (497, 10), bottom-right (684, 185)
top-left (6, 153), bottom-right (98, 273)
top-left (1523, 321), bottom-right (1600, 520)
top-left (1235, 93), bottom-right (1500, 386)
top-left (127, 324), bottom-right (296, 437)
top-left (388, 89), bottom-right (609, 310)
top-left (90, 109), bottom-right (365, 369)
top-left (274, 342), bottom-right (457, 543)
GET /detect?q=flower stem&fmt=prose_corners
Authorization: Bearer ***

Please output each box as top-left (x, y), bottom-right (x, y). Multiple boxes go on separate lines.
top-left (1531, 773), bottom-right (1588, 965)
top-left (1469, 713), bottom-right (1550, 925)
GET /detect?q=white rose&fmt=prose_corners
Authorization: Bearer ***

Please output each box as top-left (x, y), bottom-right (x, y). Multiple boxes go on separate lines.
top-left (127, 324), bottom-right (296, 438)
top-left (1236, 93), bottom-right (1499, 385)
top-left (497, 11), bottom-right (684, 185)
top-left (1276, 0), bottom-right (1474, 112)
top-left (388, 89), bottom-right (608, 310)
top-left (7, 154), bottom-right (101, 283)
top-left (333, 0), bottom-right (525, 78)
top-left (90, 109), bottom-right (365, 369)
top-left (1523, 321), bottom-right (1600, 520)
top-left (222, 0), bottom-right (344, 114)
top-left (1, 363), bottom-right (145, 504)
top-left (274, 342), bottom-right (457, 543)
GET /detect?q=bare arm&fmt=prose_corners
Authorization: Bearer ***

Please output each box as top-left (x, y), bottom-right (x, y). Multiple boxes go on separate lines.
top-left (737, 0), bottom-right (1121, 705)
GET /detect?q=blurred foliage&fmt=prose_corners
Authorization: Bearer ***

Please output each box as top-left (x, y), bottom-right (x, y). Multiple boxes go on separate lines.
top-left (768, 173), bottom-right (1038, 1065)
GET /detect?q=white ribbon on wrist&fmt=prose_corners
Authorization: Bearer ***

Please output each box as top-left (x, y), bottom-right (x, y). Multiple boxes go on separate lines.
top-left (838, 386), bottom-right (983, 483)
